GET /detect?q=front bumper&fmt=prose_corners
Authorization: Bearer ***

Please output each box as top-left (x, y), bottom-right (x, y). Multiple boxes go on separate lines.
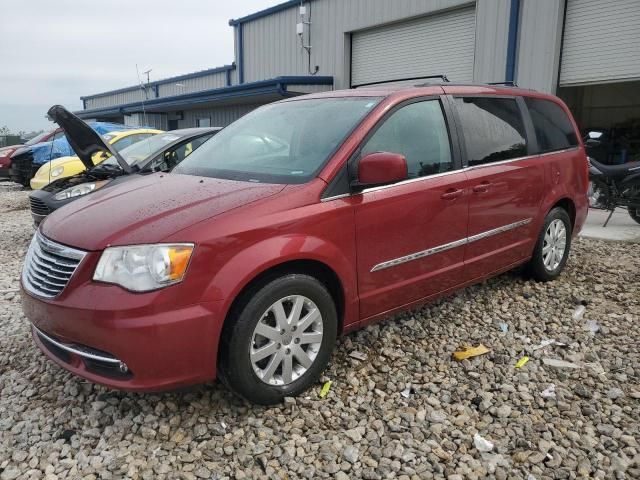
top-left (30, 176), bottom-right (50, 190)
top-left (22, 285), bottom-right (224, 391)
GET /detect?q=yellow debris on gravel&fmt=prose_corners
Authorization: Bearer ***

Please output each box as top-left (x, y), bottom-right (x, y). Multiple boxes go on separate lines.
top-left (452, 344), bottom-right (490, 361)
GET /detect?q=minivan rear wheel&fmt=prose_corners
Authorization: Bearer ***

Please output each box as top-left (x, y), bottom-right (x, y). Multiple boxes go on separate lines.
top-left (528, 207), bottom-right (572, 282)
top-left (218, 274), bottom-right (337, 405)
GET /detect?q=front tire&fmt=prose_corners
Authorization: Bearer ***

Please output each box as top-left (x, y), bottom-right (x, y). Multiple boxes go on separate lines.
top-left (528, 207), bottom-right (572, 282)
top-left (218, 274), bottom-right (337, 405)
top-left (629, 207), bottom-right (640, 225)
top-left (587, 179), bottom-right (609, 209)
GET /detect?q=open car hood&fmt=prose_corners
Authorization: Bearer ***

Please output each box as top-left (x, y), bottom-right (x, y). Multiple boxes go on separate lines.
top-left (47, 105), bottom-right (132, 173)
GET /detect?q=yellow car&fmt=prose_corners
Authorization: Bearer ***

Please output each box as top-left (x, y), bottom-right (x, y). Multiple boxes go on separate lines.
top-left (30, 128), bottom-right (163, 189)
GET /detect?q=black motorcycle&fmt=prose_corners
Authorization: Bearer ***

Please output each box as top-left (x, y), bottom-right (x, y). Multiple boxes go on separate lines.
top-left (587, 131), bottom-right (640, 226)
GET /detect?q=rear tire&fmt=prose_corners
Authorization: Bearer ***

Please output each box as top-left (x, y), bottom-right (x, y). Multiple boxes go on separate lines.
top-left (218, 274), bottom-right (337, 405)
top-left (629, 207), bottom-right (640, 225)
top-left (527, 207), bottom-right (572, 282)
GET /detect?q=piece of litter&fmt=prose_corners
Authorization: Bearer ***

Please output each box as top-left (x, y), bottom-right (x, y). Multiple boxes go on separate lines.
top-left (498, 322), bottom-right (509, 333)
top-left (541, 384), bottom-right (556, 398)
top-left (452, 344), bottom-right (490, 361)
top-left (530, 339), bottom-right (566, 352)
top-left (220, 421), bottom-right (227, 429)
top-left (572, 305), bottom-right (586, 321)
top-left (349, 350), bottom-right (367, 361)
top-left (400, 387), bottom-right (412, 398)
top-left (515, 356), bottom-right (530, 368)
top-left (319, 381), bottom-right (332, 398)
top-left (584, 320), bottom-right (600, 334)
top-left (542, 358), bottom-right (581, 369)
top-left (473, 433), bottom-right (494, 452)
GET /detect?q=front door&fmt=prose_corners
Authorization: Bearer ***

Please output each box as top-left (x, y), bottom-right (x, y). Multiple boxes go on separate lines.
top-left (451, 95), bottom-right (545, 280)
top-left (352, 98), bottom-right (470, 320)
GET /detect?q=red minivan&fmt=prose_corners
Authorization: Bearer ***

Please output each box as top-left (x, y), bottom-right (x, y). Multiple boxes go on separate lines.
top-left (21, 84), bottom-right (588, 404)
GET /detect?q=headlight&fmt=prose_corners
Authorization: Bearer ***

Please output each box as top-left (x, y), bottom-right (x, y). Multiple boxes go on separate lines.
top-left (93, 244), bottom-right (194, 292)
top-left (54, 182), bottom-right (97, 200)
top-left (50, 166), bottom-right (64, 177)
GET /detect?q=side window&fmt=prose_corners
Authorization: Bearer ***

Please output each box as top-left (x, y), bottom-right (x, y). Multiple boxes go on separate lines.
top-left (361, 100), bottom-right (453, 178)
top-left (112, 133), bottom-right (153, 151)
top-left (525, 98), bottom-right (578, 153)
top-left (455, 97), bottom-right (527, 166)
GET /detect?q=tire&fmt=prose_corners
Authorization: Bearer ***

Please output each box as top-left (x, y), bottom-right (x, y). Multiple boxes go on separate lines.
top-left (527, 207), bottom-right (572, 282)
top-left (587, 179), bottom-right (609, 209)
top-left (629, 207), bottom-right (640, 225)
top-left (218, 274), bottom-right (337, 405)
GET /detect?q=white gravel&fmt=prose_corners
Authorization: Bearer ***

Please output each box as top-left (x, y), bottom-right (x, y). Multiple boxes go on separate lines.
top-left (0, 182), bottom-right (638, 479)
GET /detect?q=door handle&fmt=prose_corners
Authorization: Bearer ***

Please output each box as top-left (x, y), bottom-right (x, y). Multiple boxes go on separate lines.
top-left (472, 182), bottom-right (491, 193)
top-left (441, 188), bottom-right (464, 200)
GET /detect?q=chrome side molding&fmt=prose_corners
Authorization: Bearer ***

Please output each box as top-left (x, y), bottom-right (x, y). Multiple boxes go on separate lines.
top-left (370, 218), bottom-right (532, 272)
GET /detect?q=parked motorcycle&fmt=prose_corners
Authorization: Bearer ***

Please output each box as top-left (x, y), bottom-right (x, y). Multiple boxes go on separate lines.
top-left (586, 132), bottom-right (640, 226)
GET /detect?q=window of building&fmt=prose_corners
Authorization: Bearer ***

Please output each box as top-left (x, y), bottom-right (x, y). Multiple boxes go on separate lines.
top-left (197, 117), bottom-right (211, 128)
top-left (525, 98), bottom-right (578, 153)
top-left (360, 100), bottom-right (453, 178)
top-left (455, 97), bottom-right (527, 166)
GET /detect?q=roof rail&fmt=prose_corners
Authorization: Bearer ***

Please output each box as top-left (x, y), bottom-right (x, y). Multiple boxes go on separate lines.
top-left (486, 81), bottom-right (518, 87)
top-left (353, 75), bottom-right (450, 88)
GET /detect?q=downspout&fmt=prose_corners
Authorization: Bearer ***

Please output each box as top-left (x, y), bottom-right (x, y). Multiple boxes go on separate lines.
top-left (237, 23), bottom-right (245, 84)
top-left (505, 0), bottom-right (521, 83)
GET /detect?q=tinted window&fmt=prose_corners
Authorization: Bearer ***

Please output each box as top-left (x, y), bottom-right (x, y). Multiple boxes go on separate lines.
top-left (361, 100), bottom-right (452, 178)
top-left (455, 97), bottom-right (527, 166)
top-left (175, 98), bottom-right (381, 184)
top-left (525, 98), bottom-right (578, 153)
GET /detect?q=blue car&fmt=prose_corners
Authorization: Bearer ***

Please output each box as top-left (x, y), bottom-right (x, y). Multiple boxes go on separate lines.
top-left (9, 122), bottom-right (136, 186)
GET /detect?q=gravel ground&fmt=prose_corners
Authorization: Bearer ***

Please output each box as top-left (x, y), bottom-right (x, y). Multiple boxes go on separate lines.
top-left (0, 181), bottom-right (638, 480)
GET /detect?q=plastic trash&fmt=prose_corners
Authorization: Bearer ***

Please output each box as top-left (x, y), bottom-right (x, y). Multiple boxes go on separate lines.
top-left (541, 384), bottom-right (556, 398)
top-left (531, 339), bottom-right (566, 352)
top-left (498, 322), bottom-right (509, 333)
top-left (572, 305), bottom-right (586, 321)
top-left (319, 380), bottom-right (332, 398)
top-left (585, 320), bottom-right (600, 334)
top-left (400, 386), bottom-right (412, 398)
top-left (452, 344), bottom-right (490, 361)
top-left (542, 358), bottom-right (581, 369)
top-left (515, 356), bottom-right (530, 368)
top-left (474, 433), bottom-right (494, 452)
top-left (349, 351), bottom-right (367, 361)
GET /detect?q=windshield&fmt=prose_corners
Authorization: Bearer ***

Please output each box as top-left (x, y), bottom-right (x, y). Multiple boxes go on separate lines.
top-left (173, 97), bottom-right (381, 184)
top-left (103, 133), bottom-right (182, 167)
top-left (25, 131), bottom-right (52, 146)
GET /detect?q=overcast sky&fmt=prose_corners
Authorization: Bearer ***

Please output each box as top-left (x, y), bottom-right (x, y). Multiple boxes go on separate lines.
top-left (0, 0), bottom-right (278, 133)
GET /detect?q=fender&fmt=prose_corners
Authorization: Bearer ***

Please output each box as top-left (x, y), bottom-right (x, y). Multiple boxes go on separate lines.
top-left (203, 234), bottom-right (359, 332)
top-left (538, 182), bottom-right (582, 236)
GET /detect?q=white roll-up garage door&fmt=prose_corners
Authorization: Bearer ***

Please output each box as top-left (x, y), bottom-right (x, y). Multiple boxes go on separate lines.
top-left (350, 6), bottom-right (476, 87)
top-left (560, 0), bottom-right (640, 86)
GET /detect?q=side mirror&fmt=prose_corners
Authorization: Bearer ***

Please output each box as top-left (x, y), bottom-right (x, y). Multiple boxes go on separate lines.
top-left (352, 152), bottom-right (408, 190)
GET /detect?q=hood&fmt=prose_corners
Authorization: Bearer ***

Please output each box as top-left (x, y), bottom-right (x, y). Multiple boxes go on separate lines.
top-left (47, 105), bottom-right (132, 173)
top-left (40, 172), bottom-right (285, 251)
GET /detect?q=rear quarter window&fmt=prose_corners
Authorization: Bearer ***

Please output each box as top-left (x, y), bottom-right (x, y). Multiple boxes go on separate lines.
top-left (454, 97), bottom-right (527, 166)
top-left (524, 98), bottom-right (578, 153)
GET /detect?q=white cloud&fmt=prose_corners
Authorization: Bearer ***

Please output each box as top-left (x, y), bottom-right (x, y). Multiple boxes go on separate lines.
top-left (0, 0), bottom-right (277, 132)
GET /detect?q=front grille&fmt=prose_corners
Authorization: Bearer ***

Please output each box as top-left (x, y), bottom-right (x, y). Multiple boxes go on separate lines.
top-left (22, 232), bottom-right (86, 299)
top-left (29, 197), bottom-right (51, 216)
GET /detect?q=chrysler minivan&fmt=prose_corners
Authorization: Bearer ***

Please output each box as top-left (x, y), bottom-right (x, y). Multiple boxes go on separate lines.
top-left (21, 84), bottom-right (588, 404)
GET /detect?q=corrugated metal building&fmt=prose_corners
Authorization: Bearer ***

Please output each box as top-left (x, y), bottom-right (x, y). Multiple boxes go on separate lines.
top-left (78, 0), bottom-right (640, 143)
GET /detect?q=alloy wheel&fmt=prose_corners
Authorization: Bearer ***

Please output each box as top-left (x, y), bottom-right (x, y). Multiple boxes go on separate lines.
top-left (250, 295), bottom-right (324, 386)
top-left (542, 219), bottom-right (567, 271)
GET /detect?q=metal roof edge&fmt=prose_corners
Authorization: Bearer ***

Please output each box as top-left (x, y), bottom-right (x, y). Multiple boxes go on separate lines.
top-left (229, 0), bottom-right (309, 26)
top-left (76, 76), bottom-right (333, 118)
top-left (80, 64), bottom-right (237, 101)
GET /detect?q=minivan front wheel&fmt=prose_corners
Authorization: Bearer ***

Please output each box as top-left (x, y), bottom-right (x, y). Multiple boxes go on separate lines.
top-left (218, 274), bottom-right (337, 405)
top-left (528, 207), bottom-right (572, 282)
